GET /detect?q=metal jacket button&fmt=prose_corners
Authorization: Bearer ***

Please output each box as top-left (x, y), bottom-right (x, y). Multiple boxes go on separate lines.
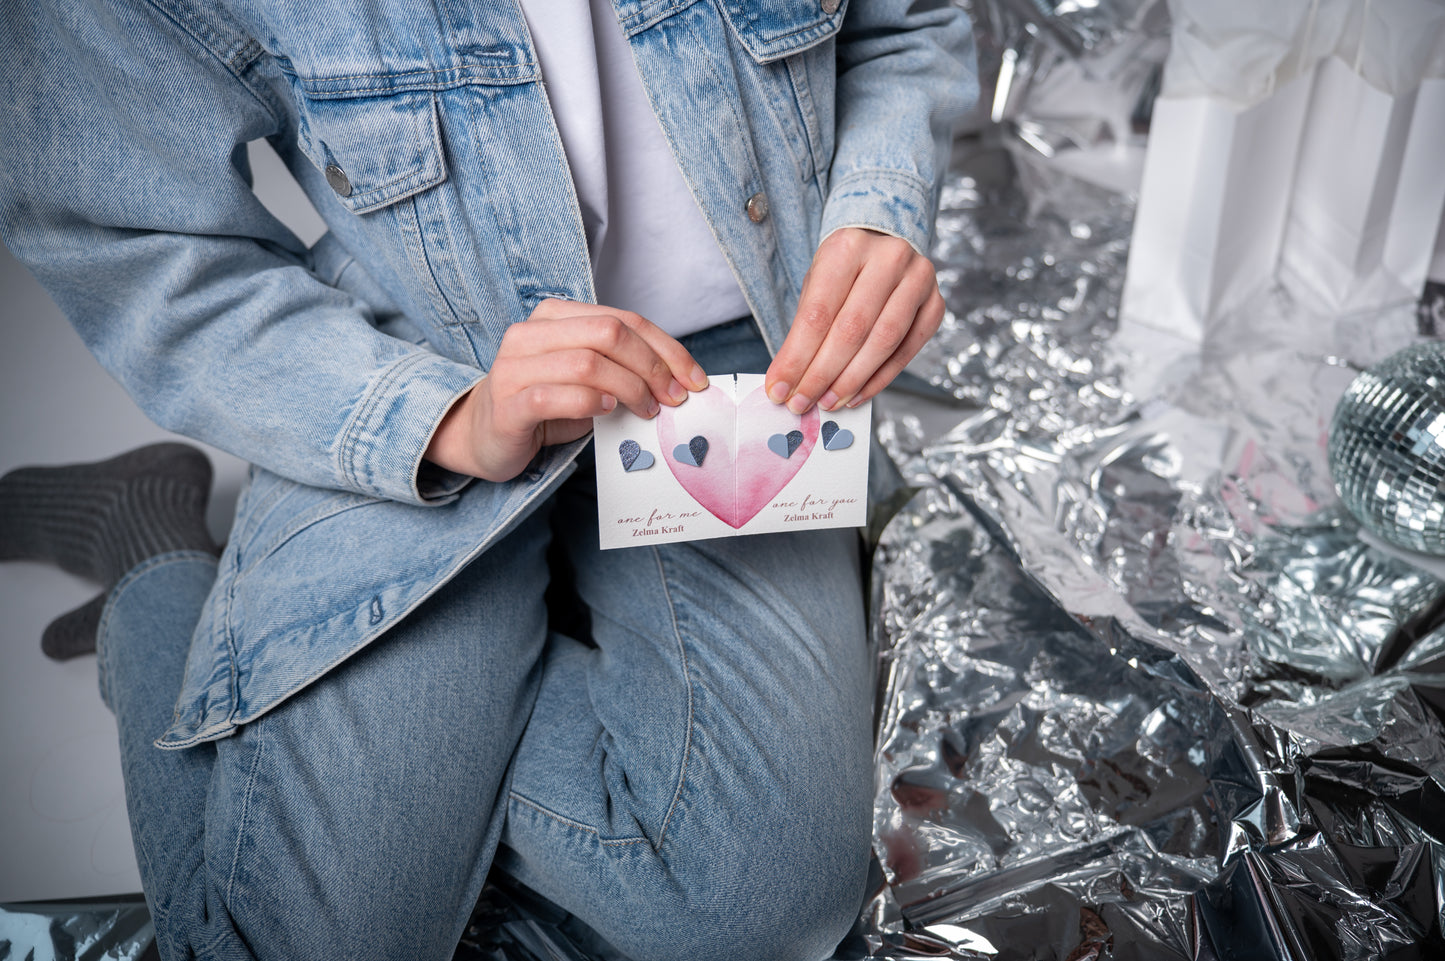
top-left (746, 192), bottom-right (769, 223)
top-left (821, 0), bottom-right (840, 14)
top-left (325, 163), bottom-right (352, 197)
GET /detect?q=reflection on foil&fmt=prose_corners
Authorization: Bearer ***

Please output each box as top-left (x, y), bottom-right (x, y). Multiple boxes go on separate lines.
top-left (958, 0), bottom-right (1169, 193)
top-left (0, 898), bottom-right (155, 960)
top-left (866, 131), bottom-right (1445, 958)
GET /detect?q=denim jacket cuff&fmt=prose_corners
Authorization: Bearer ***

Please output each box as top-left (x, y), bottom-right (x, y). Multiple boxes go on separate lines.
top-left (338, 350), bottom-right (485, 506)
top-left (819, 168), bottom-right (937, 257)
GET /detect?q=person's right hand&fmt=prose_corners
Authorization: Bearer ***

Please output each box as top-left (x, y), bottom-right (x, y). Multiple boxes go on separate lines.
top-left (424, 299), bottom-right (708, 482)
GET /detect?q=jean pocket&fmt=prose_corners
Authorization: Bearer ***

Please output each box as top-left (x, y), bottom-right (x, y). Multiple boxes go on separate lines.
top-left (715, 0), bottom-right (845, 63)
top-left (286, 86), bottom-right (447, 215)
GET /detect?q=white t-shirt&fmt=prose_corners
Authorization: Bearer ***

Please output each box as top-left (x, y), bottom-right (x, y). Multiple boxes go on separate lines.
top-left (517, 0), bottom-right (753, 338)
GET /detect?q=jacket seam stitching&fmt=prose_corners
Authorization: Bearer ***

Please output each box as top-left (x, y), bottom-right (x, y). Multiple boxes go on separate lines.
top-left (338, 352), bottom-right (428, 493)
top-left (396, 175), bottom-right (470, 327)
top-left (139, 0), bottom-right (282, 129)
top-left (286, 63), bottom-right (539, 84)
top-left (828, 167), bottom-right (931, 194)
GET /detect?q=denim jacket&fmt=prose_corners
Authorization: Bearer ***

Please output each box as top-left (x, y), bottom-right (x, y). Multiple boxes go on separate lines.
top-left (0, 0), bottom-right (975, 747)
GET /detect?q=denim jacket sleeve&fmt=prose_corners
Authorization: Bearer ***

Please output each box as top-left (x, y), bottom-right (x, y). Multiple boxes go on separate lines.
top-left (821, 0), bottom-right (979, 255)
top-left (0, 0), bottom-right (482, 506)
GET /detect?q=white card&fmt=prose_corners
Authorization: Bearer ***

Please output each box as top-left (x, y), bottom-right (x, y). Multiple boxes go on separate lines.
top-left (593, 373), bottom-right (871, 549)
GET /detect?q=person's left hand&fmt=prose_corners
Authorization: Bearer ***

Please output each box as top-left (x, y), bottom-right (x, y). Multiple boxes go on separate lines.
top-left (765, 227), bottom-right (944, 414)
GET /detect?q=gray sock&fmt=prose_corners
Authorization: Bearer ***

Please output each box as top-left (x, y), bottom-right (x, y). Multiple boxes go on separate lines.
top-left (1, 442), bottom-right (220, 659)
top-left (41, 593), bottom-right (106, 661)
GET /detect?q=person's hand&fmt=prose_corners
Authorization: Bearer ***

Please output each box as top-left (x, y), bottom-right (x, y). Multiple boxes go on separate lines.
top-left (425, 299), bottom-right (707, 482)
top-left (766, 227), bottom-right (944, 414)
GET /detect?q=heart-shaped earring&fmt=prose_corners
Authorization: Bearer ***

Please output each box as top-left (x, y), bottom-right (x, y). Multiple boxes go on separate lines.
top-left (619, 439), bottom-right (654, 472)
top-left (673, 435), bottom-right (709, 468)
top-left (767, 430), bottom-right (804, 459)
top-left (821, 420), bottom-right (854, 451)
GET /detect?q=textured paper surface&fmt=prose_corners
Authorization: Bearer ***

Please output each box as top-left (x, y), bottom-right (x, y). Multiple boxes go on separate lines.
top-left (594, 374), bottom-right (870, 548)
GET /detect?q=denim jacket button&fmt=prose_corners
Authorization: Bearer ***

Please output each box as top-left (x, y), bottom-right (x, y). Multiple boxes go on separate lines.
top-left (746, 192), bottom-right (769, 223)
top-left (820, 0), bottom-right (840, 13)
top-left (324, 163), bottom-right (353, 197)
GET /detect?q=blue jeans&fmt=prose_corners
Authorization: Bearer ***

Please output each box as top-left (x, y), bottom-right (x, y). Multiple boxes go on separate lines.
top-left (97, 322), bottom-right (874, 961)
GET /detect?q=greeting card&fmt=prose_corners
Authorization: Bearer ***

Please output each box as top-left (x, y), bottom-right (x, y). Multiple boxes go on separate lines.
top-left (593, 374), bottom-right (871, 548)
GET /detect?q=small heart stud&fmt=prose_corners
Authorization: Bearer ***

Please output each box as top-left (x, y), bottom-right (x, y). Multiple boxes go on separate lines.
top-left (673, 435), bottom-right (709, 467)
top-left (619, 439), bottom-right (654, 472)
top-left (767, 430), bottom-right (804, 459)
top-left (821, 421), bottom-right (854, 451)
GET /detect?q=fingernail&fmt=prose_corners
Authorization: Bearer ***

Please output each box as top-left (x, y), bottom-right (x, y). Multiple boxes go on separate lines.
top-left (600, 394), bottom-right (617, 412)
top-left (787, 393), bottom-right (812, 415)
top-left (689, 365), bottom-right (708, 390)
top-left (648, 398), bottom-right (661, 417)
top-left (820, 390), bottom-right (840, 411)
top-left (846, 395), bottom-right (866, 409)
top-left (768, 381), bottom-right (791, 405)
top-left (668, 379), bottom-right (687, 403)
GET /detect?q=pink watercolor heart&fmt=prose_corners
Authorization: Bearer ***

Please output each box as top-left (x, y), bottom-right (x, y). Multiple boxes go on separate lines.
top-left (657, 383), bottom-right (818, 529)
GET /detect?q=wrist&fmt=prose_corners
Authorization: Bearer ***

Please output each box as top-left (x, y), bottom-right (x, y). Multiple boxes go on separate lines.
top-left (424, 380), bottom-right (488, 479)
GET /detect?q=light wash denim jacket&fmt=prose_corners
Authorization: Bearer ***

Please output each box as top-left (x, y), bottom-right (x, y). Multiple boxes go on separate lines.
top-left (0, 0), bottom-right (976, 747)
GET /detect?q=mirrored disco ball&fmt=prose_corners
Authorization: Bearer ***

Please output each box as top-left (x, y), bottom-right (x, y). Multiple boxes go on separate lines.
top-left (1329, 341), bottom-right (1445, 554)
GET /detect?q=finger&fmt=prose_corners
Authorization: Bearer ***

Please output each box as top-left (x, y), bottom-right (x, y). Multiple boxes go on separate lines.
top-left (767, 238), bottom-right (864, 406)
top-left (493, 382), bottom-right (622, 442)
top-left (816, 257), bottom-right (939, 410)
top-left (786, 251), bottom-right (909, 414)
top-left (525, 302), bottom-right (706, 391)
top-left (613, 310), bottom-right (709, 393)
top-left (496, 351), bottom-right (662, 422)
top-left (846, 286), bottom-right (945, 407)
top-left (503, 313), bottom-right (684, 407)
top-left (508, 311), bottom-right (699, 406)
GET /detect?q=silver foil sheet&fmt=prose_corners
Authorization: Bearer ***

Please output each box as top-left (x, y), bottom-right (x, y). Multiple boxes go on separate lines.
top-left (957, 0), bottom-right (1169, 176)
top-left (0, 898), bottom-right (155, 960)
top-left (862, 133), bottom-right (1445, 959)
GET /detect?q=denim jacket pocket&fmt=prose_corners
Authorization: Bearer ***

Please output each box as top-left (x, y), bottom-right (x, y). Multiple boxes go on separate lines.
top-left (712, 0), bottom-right (841, 187)
top-left (715, 0), bottom-right (846, 62)
top-left (287, 87), bottom-right (447, 215)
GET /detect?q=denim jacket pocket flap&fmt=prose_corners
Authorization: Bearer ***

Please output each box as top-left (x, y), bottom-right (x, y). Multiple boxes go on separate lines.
top-left (716, 0), bottom-right (845, 63)
top-left (293, 91), bottom-right (447, 214)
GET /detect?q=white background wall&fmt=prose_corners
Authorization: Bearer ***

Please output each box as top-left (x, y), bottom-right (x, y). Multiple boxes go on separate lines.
top-left (0, 142), bottom-right (323, 902)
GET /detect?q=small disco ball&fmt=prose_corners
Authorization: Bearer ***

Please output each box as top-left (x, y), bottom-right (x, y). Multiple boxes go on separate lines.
top-left (1329, 341), bottom-right (1445, 554)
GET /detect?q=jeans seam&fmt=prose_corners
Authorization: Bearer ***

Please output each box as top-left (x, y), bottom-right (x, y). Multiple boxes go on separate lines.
top-left (222, 718), bottom-right (270, 907)
top-left (507, 793), bottom-right (652, 846)
top-left (650, 545), bottom-right (695, 851)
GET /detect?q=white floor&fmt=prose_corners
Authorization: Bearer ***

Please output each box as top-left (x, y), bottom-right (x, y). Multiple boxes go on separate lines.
top-left (0, 142), bottom-right (322, 902)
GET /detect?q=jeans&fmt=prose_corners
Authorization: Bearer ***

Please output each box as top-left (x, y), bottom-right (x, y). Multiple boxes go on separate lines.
top-left (97, 321), bottom-right (875, 961)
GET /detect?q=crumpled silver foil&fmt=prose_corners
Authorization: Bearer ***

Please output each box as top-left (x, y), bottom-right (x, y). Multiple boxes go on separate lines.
top-left (957, 0), bottom-right (1169, 166)
top-left (0, 898), bottom-right (155, 960)
top-left (862, 130), bottom-right (1445, 959)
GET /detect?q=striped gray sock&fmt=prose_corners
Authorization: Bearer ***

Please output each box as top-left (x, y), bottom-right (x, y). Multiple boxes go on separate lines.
top-left (41, 593), bottom-right (106, 661)
top-left (1, 442), bottom-right (220, 658)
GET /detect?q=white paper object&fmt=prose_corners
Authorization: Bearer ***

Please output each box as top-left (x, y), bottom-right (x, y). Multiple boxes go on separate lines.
top-left (1122, 71), bottom-right (1312, 341)
top-left (1126, 0), bottom-right (1445, 341)
top-left (1281, 60), bottom-right (1445, 312)
top-left (593, 374), bottom-right (870, 549)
